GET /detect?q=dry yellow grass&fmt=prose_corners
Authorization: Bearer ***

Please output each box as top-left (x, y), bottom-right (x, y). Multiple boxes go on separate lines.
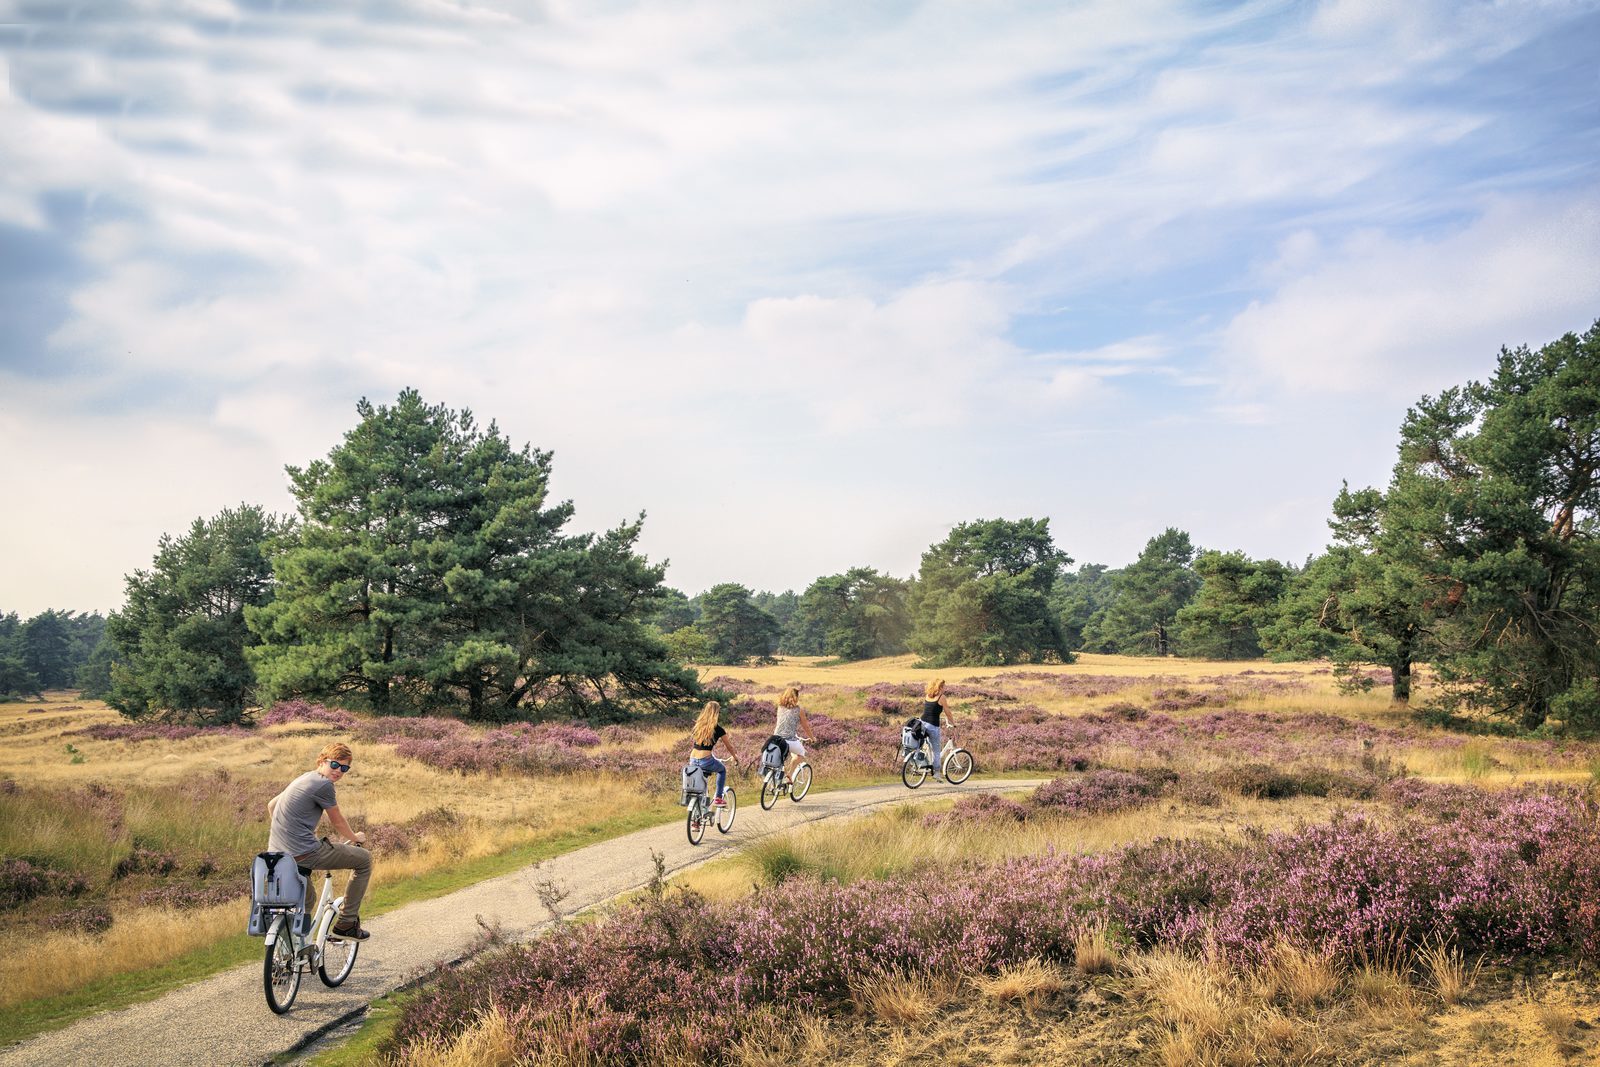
top-left (0, 694), bottom-right (683, 1010)
top-left (971, 957), bottom-right (1069, 1005)
top-left (0, 899), bottom-right (242, 1009)
top-left (384, 1007), bottom-right (520, 1067)
top-left (1073, 922), bottom-right (1119, 975)
top-left (848, 967), bottom-right (963, 1023)
top-left (733, 789), bottom-right (1364, 890)
top-left (1254, 940), bottom-right (1340, 1009)
top-left (1419, 936), bottom-right (1483, 1006)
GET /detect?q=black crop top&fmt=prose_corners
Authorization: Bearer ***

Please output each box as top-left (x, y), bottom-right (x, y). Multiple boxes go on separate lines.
top-left (692, 724), bottom-right (727, 752)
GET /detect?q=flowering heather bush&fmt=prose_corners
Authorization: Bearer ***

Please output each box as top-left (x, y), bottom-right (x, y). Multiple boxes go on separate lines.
top-left (702, 676), bottom-right (760, 696)
top-left (1001, 672), bottom-right (1148, 700)
top-left (527, 721), bottom-right (603, 747)
top-left (727, 700), bottom-right (776, 728)
top-left (599, 724), bottom-right (644, 745)
top-left (1209, 763), bottom-right (1382, 801)
top-left (112, 846), bottom-right (178, 880)
top-left (1029, 769), bottom-right (1172, 816)
top-left (1149, 686), bottom-right (1231, 711)
top-left (260, 700), bottom-right (359, 730)
top-left (358, 716), bottom-right (469, 743)
top-left (863, 696), bottom-right (904, 715)
top-left (365, 806), bottom-right (464, 854)
top-left (74, 722), bottom-right (252, 742)
top-left (44, 904), bottom-right (113, 935)
top-left (390, 722), bottom-right (659, 777)
top-left (972, 701), bottom-right (1055, 725)
top-left (132, 883), bottom-right (241, 910)
top-left (1, 859), bottom-right (90, 908)
top-left (389, 784), bottom-right (1600, 1065)
top-left (921, 792), bottom-right (1031, 829)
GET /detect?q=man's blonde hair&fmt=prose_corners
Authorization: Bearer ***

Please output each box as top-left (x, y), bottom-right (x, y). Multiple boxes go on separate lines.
top-left (319, 742), bottom-right (353, 765)
top-left (924, 678), bottom-right (945, 700)
top-left (777, 686), bottom-right (800, 709)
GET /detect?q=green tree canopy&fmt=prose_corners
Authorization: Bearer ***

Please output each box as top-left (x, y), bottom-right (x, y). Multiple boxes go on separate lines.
top-left (107, 504), bottom-right (287, 722)
top-left (1175, 550), bottom-right (1291, 660)
top-left (909, 517), bottom-right (1071, 667)
top-left (247, 389), bottom-right (693, 718)
top-left (1051, 563), bottom-right (1116, 652)
top-left (695, 583), bottom-right (780, 665)
top-left (1381, 321), bottom-right (1600, 728)
top-left (1082, 527), bottom-right (1199, 656)
top-left (1283, 487), bottom-right (1428, 702)
top-left (788, 567), bottom-right (910, 661)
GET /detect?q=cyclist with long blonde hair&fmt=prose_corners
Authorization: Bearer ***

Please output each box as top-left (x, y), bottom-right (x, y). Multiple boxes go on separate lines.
top-left (772, 685), bottom-right (815, 778)
top-left (919, 678), bottom-right (955, 781)
top-left (689, 701), bottom-right (742, 806)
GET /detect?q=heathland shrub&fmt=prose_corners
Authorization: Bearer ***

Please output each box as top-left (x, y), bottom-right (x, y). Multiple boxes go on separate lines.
top-left (74, 722), bottom-right (252, 742)
top-left (44, 905), bottom-right (114, 935)
top-left (922, 792), bottom-right (1032, 828)
top-left (260, 700), bottom-right (360, 730)
top-left (386, 783), bottom-right (1600, 1066)
top-left (0, 859), bottom-right (89, 909)
top-left (1210, 763), bottom-right (1382, 801)
top-left (1029, 769), bottom-right (1171, 816)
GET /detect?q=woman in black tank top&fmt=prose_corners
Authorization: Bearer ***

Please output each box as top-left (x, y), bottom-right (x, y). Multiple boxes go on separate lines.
top-left (919, 678), bottom-right (954, 779)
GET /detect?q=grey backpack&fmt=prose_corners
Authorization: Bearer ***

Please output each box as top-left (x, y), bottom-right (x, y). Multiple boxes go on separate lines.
top-left (680, 763), bottom-right (708, 805)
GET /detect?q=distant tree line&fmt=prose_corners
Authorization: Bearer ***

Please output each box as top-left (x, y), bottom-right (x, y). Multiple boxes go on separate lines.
top-left (58, 320), bottom-right (1600, 732)
top-left (0, 609), bottom-right (106, 699)
top-left (649, 321), bottom-right (1600, 732)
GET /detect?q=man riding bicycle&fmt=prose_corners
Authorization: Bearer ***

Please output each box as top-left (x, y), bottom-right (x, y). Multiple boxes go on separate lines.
top-left (266, 742), bottom-right (373, 941)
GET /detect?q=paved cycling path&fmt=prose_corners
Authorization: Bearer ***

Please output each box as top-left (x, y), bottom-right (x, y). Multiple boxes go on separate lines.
top-left (1, 776), bottom-right (1046, 1067)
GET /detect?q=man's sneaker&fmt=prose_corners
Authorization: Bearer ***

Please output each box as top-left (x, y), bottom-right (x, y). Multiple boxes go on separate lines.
top-left (331, 916), bottom-right (370, 941)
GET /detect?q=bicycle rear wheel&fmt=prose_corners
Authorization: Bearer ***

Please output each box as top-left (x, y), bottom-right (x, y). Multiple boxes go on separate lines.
top-left (319, 927), bottom-right (359, 987)
top-left (760, 772), bottom-right (780, 810)
top-left (264, 925), bottom-right (301, 1014)
top-left (686, 799), bottom-right (707, 845)
top-left (790, 763), bottom-right (812, 801)
top-left (901, 751), bottom-right (929, 789)
top-left (943, 748), bottom-right (974, 784)
top-left (716, 787), bottom-right (737, 833)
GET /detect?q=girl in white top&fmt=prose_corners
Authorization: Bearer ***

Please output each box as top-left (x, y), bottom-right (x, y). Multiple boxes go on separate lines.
top-left (772, 686), bottom-right (814, 778)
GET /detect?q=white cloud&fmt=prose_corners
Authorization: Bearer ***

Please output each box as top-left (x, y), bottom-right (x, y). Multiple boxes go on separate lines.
top-left (1220, 195), bottom-right (1600, 397)
top-left (1, 0), bottom-right (1596, 613)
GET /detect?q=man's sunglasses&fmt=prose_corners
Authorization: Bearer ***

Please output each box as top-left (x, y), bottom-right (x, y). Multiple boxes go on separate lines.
top-left (328, 760), bottom-right (352, 773)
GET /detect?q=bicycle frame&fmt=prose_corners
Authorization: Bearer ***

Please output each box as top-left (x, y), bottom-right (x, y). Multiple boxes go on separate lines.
top-left (265, 872), bottom-right (344, 963)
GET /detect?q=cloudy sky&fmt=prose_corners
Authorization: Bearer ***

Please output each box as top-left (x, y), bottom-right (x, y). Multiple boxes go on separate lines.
top-left (3, 0), bottom-right (1598, 618)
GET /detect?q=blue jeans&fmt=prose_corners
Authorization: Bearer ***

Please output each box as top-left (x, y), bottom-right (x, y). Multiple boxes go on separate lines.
top-left (692, 755), bottom-right (726, 798)
top-left (921, 723), bottom-right (942, 773)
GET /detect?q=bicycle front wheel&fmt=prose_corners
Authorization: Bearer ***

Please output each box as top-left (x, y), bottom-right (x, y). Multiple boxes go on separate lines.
top-left (319, 929), bottom-right (359, 987)
top-left (943, 748), bottom-right (974, 784)
top-left (902, 752), bottom-right (929, 789)
top-left (686, 799), bottom-right (707, 845)
top-left (716, 787), bottom-right (737, 833)
top-left (264, 928), bottom-right (301, 1014)
top-left (790, 763), bottom-right (812, 801)
top-left (760, 772), bottom-right (780, 810)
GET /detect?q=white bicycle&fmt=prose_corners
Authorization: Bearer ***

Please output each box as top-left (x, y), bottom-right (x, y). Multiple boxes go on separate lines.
top-left (262, 870), bottom-right (360, 1013)
top-left (900, 726), bottom-right (974, 789)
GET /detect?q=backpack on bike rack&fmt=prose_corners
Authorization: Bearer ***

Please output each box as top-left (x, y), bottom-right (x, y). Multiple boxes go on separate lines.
top-left (761, 735), bottom-right (789, 773)
top-left (680, 763), bottom-right (707, 806)
top-left (900, 718), bottom-right (927, 757)
top-left (248, 851), bottom-right (306, 935)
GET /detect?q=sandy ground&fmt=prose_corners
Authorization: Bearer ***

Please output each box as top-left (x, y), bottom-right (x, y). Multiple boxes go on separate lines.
top-left (0, 778), bottom-right (1043, 1067)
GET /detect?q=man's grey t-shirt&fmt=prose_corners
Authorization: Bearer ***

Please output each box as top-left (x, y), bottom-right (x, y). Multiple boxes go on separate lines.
top-left (268, 770), bottom-right (336, 858)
